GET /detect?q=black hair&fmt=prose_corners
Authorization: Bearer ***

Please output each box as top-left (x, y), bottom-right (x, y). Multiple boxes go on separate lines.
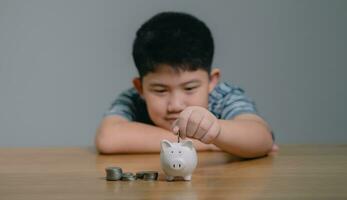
top-left (132, 12), bottom-right (214, 78)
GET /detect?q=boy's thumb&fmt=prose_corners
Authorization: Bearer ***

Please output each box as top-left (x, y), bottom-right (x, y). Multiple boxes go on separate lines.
top-left (171, 119), bottom-right (179, 135)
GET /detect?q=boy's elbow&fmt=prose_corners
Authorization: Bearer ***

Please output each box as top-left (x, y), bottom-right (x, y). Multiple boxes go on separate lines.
top-left (95, 133), bottom-right (112, 154)
top-left (250, 123), bottom-right (275, 158)
top-left (95, 128), bottom-right (120, 154)
top-left (252, 128), bottom-right (274, 158)
top-left (241, 129), bottom-right (274, 159)
top-left (95, 117), bottom-right (129, 154)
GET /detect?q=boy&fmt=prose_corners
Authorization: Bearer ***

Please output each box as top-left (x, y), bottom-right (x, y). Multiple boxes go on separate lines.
top-left (95, 12), bottom-right (276, 158)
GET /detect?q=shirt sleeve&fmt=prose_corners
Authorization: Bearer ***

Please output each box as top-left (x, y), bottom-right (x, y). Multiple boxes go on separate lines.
top-left (220, 83), bottom-right (258, 120)
top-left (103, 88), bottom-right (138, 121)
top-left (215, 83), bottom-right (275, 140)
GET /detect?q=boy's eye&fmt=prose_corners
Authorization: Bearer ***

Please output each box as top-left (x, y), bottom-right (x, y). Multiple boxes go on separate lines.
top-left (184, 86), bottom-right (198, 91)
top-left (154, 89), bottom-right (167, 93)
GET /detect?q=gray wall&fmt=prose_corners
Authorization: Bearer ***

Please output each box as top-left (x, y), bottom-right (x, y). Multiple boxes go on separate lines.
top-left (1, 0), bottom-right (346, 146)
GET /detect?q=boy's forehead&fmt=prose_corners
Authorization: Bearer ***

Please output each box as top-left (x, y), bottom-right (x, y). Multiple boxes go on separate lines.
top-left (143, 65), bottom-right (209, 84)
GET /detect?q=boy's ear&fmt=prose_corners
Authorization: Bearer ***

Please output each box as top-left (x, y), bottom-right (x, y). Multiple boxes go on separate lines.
top-left (132, 77), bottom-right (144, 97)
top-left (208, 68), bottom-right (220, 93)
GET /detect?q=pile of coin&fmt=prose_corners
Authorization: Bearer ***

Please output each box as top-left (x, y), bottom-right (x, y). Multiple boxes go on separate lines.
top-left (121, 172), bottom-right (136, 181)
top-left (137, 171), bottom-right (159, 181)
top-left (105, 167), bottom-right (123, 181)
top-left (105, 167), bottom-right (158, 181)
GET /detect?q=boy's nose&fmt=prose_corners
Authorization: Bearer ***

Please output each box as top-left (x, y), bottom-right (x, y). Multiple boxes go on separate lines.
top-left (167, 94), bottom-right (185, 113)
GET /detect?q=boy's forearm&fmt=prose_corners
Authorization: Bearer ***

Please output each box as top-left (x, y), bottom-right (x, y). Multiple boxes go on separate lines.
top-left (212, 119), bottom-right (273, 158)
top-left (95, 121), bottom-right (212, 154)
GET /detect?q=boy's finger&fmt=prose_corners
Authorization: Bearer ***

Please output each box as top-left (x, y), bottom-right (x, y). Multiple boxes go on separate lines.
top-left (172, 126), bottom-right (179, 135)
top-left (178, 109), bottom-right (194, 139)
top-left (193, 117), bottom-right (213, 140)
top-left (171, 119), bottom-right (179, 134)
top-left (200, 122), bottom-right (220, 144)
top-left (186, 111), bottom-right (203, 137)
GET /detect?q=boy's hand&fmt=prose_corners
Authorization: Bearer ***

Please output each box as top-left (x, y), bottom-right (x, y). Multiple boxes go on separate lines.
top-left (172, 106), bottom-right (221, 144)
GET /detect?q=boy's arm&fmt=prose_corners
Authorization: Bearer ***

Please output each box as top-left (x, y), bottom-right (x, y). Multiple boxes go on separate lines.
top-left (95, 116), bottom-right (214, 154)
top-left (213, 114), bottom-right (273, 158)
top-left (173, 106), bottom-right (273, 158)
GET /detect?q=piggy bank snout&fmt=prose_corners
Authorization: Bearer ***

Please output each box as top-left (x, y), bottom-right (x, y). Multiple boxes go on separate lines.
top-left (169, 159), bottom-right (185, 170)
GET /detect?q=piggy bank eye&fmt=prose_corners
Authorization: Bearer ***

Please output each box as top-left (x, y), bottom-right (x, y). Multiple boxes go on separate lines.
top-left (170, 151), bottom-right (174, 154)
top-left (179, 151), bottom-right (182, 154)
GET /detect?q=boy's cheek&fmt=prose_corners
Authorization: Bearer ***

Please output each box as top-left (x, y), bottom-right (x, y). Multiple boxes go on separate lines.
top-left (146, 96), bottom-right (167, 110)
top-left (145, 97), bottom-right (168, 122)
top-left (189, 93), bottom-right (209, 108)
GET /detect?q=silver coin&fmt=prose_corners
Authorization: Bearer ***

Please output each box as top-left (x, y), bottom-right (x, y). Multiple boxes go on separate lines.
top-left (105, 167), bottom-right (123, 181)
top-left (177, 130), bottom-right (180, 143)
top-left (121, 172), bottom-right (136, 181)
top-left (143, 171), bottom-right (159, 181)
top-left (135, 171), bottom-right (145, 179)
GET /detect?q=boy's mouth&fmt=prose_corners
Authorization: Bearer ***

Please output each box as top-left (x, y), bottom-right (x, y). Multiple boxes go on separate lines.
top-left (166, 119), bottom-right (176, 123)
top-left (165, 117), bottom-right (178, 124)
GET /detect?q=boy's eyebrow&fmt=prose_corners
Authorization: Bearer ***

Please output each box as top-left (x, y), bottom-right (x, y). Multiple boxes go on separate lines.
top-left (180, 79), bottom-right (202, 86)
top-left (148, 79), bottom-right (201, 87)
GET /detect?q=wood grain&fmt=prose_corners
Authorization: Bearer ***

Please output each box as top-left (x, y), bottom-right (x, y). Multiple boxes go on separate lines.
top-left (0, 145), bottom-right (346, 199)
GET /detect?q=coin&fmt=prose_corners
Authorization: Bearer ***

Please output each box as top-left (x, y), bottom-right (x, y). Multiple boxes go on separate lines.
top-left (143, 171), bottom-right (159, 181)
top-left (106, 168), bottom-right (157, 182)
top-left (135, 171), bottom-right (159, 180)
top-left (121, 172), bottom-right (136, 181)
top-left (105, 166), bottom-right (123, 181)
top-left (135, 171), bottom-right (145, 179)
top-left (178, 130), bottom-right (180, 143)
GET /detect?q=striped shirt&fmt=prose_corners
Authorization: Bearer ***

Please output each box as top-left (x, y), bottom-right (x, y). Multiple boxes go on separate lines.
top-left (104, 82), bottom-right (258, 123)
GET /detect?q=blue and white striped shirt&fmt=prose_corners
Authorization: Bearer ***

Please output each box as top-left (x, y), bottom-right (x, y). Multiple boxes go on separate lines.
top-left (104, 82), bottom-right (258, 124)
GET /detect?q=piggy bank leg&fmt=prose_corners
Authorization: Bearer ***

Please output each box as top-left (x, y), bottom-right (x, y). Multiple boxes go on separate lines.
top-left (183, 175), bottom-right (192, 181)
top-left (166, 176), bottom-right (175, 181)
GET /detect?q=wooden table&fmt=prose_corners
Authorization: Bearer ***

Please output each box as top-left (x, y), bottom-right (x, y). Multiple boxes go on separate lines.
top-left (1, 145), bottom-right (346, 199)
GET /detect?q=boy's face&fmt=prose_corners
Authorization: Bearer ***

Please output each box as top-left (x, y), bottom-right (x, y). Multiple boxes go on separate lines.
top-left (133, 64), bottom-right (220, 131)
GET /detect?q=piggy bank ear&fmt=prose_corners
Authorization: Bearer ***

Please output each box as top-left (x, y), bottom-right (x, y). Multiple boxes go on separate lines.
top-left (181, 140), bottom-right (194, 150)
top-left (161, 140), bottom-right (172, 150)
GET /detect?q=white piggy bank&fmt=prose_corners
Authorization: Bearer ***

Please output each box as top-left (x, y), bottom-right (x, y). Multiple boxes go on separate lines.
top-left (160, 139), bottom-right (198, 181)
